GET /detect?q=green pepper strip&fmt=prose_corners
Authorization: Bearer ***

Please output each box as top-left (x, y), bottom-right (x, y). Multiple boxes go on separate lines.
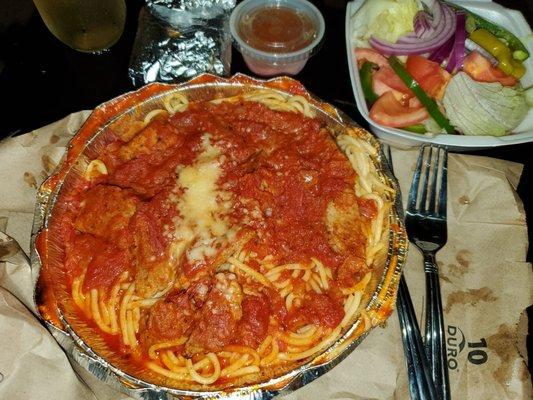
top-left (403, 124), bottom-right (426, 134)
top-left (388, 56), bottom-right (455, 135)
top-left (460, 8), bottom-right (529, 61)
top-left (359, 61), bottom-right (379, 106)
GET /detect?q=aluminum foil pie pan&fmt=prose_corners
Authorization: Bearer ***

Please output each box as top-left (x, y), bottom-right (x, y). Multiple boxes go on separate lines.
top-left (30, 73), bottom-right (408, 399)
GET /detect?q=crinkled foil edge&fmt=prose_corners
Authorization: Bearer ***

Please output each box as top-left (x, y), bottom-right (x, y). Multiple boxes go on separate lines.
top-left (29, 73), bottom-right (407, 400)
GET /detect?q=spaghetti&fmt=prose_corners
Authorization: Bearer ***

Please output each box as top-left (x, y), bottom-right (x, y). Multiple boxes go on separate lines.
top-left (56, 88), bottom-right (393, 388)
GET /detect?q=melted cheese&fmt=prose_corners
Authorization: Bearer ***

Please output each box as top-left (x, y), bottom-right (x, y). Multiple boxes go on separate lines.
top-left (168, 134), bottom-right (234, 263)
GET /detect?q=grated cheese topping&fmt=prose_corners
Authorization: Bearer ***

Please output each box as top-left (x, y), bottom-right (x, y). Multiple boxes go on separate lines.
top-left (167, 134), bottom-right (235, 264)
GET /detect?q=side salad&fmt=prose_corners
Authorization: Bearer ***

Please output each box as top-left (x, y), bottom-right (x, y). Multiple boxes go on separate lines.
top-left (351, 0), bottom-right (531, 136)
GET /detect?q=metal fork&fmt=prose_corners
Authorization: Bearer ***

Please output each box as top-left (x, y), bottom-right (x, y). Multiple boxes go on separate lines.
top-left (382, 145), bottom-right (438, 400)
top-left (406, 145), bottom-right (450, 400)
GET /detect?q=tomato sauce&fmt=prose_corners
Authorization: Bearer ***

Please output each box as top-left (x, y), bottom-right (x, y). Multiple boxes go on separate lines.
top-left (358, 197), bottom-right (378, 219)
top-left (199, 101), bottom-right (357, 270)
top-left (235, 294), bottom-right (271, 348)
top-left (99, 115), bottom-right (203, 196)
top-left (284, 293), bottom-right (344, 330)
top-left (83, 240), bottom-right (131, 291)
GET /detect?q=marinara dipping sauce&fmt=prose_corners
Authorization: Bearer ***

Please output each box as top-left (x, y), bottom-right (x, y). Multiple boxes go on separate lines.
top-left (230, 0), bottom-right (325, 76)
top-left (238, 6), bottom-right (316, 53)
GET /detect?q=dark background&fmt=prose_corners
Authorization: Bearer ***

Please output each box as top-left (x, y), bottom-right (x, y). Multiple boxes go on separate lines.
top-left (0, 0), bottom-right (531, 383)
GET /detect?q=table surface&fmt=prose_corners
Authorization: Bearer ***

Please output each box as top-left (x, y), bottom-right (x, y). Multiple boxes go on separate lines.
top-left (0, 0), bottom-right (531, 372)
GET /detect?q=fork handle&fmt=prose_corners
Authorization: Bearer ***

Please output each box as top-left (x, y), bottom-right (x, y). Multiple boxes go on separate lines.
top-left (424, 252), bottom-right (451, 400)
top-left (397, 275), bottom-right (439, 400)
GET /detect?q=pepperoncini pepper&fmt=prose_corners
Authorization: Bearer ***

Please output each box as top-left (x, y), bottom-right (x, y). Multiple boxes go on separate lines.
top-left (469, 29), bottom-right (526, 79)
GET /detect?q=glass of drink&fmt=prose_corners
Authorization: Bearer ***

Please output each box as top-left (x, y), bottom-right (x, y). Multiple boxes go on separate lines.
top-left (33, 0), bottom-right (126, 53)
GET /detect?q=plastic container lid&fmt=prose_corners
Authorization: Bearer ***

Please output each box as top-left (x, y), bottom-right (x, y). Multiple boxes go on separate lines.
top-left (230, 0), bottom-right (325, 65)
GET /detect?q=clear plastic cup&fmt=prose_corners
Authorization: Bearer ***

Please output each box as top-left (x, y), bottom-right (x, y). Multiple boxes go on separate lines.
top-left (230, 0), bottom-right (325, 77)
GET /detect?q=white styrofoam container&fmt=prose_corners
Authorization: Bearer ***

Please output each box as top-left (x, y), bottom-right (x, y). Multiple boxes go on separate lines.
top-left (346, 0), bottom-right (533, 150)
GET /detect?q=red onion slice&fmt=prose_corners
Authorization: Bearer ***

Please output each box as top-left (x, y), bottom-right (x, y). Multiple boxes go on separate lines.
top-left (414, 11), bottom-right (430, 35)
top-left (448, 11), bottom-right (467, 72)
top-left (429, 35), bottom-right (455, 64)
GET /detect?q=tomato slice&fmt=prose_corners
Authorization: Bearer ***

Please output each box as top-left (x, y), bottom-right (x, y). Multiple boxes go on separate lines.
top-left (408, 97), bottom-right (422, 108)
top-left (462, 51), bottom-right (517, 86)
top-left (369, 92), bottom-right (428, 128)
top-left (372, 77), bottom-right (404, 101)
top-left (373, 66), bottom-right (412, 96)
top-left (355, 48), bottom-right (388, 69)
top-left (406, 55), bottom-right (451, 99)
top-left (356, 48), bottom-right (412, 97)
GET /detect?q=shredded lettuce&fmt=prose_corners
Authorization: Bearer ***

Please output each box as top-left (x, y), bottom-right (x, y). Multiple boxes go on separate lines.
top-left (442, 72), bottom-right (527, 136)
top-left (524, 86), bottom-right (533, 108)
top-left (351, 0), bottom-right (421, 47)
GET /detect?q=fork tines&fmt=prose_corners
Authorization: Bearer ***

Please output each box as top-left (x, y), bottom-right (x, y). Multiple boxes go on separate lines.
top-left (408, 145), bottom-right (448, 218)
